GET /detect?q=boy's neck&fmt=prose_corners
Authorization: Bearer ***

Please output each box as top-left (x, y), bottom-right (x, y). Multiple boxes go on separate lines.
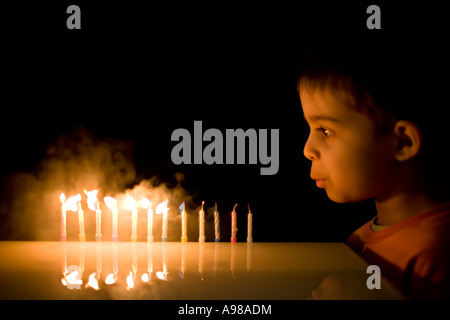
top-left (374, 165), bottom-right (446, 226)
top-left (375, 192), bottom-right (439, 226)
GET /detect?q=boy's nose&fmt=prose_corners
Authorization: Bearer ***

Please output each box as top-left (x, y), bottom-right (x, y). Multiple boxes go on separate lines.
top-left (303, 135), bottom-right (319, 161)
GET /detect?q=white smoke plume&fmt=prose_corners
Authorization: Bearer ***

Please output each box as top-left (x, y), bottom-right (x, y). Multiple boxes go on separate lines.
top-left (0, 127), bottom-right (205, 241)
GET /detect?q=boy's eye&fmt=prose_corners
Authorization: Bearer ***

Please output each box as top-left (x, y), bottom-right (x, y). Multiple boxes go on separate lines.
top-left (317, 127), bottom-right (333, 137)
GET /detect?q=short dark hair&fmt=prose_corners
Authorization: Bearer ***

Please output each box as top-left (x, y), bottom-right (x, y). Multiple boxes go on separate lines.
top-left (298, 43), bottom-right (398, 132)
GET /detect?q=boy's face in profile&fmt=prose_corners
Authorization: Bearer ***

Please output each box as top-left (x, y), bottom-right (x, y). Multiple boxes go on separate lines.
top-left (301, 87), bottom-right (397, 203)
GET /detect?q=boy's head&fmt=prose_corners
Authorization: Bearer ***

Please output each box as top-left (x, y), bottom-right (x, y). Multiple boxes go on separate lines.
top-left (298, 40), bottom-right (448, 203)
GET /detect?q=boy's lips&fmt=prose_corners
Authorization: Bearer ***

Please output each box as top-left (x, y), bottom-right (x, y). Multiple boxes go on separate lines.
top-left (315, 179), bottom-right (326, 188)
top-left (311, 176), bottom-right (327, 188)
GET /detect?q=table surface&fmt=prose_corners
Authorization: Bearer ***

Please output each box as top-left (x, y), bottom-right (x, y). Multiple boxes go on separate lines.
top-left (0, 241), bottom-right (402, 299)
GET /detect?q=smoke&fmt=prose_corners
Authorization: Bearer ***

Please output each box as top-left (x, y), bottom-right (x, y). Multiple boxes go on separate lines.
top-left (0, 127), bottom-right (214, 241)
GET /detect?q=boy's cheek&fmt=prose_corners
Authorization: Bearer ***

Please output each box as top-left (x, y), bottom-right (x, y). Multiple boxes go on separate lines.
top-left (325, 173), bottom-right (373, 203)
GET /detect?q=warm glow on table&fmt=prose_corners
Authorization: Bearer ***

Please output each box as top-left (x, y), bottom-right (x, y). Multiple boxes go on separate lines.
top-left (0, 242), bottom-right (401, 299)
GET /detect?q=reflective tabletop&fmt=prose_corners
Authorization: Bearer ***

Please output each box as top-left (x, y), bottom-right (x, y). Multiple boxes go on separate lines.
top-left (0, 241), bottom-right (402, 299)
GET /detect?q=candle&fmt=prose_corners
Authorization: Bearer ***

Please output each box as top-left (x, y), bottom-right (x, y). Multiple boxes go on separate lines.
top-left (231, 204), bottom-right (238, 243)
top-left (85, 189), bottom-right (101, 241)
top-left (126, 194), bottom-right (138, 242)
top-left (77, 197), bottom-right (85, 242)
top-left (214, 202), bottom-right (220, 242)
top-left (141, 197), bottom-right (153, 242)
top-left (180, 202), bottom-right (187, 242)
top-left (104, 196), bottom-right (118, 242)
top-left (247, 204), bottom-right (253, 243)
top-left (156, 198), bottom-right (169, 242)
top-left (61, 193), bottom-right (81, 240)
top-left (60, 193), bottom-right (67, 241)
top-left (199, 201), bottom-right (205, 242)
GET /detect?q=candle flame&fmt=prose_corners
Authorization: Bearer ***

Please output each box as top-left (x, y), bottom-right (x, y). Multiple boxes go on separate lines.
top-left (126, 272), bottom-right (135, 290)
top-left (104, 196), bottom-right (117, 209)
top-left (60, 193), bottom-right (65, 204)
top-left (84, 189), bottom-right (99, 211)
top-left (141, 197), bottom-right (150, 209)
top-left (86, 272), bottom-right (100, 290)
top-left (105, 273), bottom-right (116, 285)
top-left (62, 194), bottom-right (81, 212)
top-left (126, 194), bottom-right (136, 211)
top-left (155, 199), bottom-right (168, 215)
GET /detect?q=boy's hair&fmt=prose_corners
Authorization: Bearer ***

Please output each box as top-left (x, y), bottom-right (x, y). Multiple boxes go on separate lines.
top-left (298, 44), bottom-right (397, 133)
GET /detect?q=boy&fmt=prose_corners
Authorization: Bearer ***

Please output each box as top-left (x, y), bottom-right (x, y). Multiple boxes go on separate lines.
top-left (298, 39), bottom-right (450, 299)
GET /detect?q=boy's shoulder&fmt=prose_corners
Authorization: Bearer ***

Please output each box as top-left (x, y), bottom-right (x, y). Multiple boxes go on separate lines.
top-left (349, 201), bottom-right (450, 246)
top-left (347, 202), bottom-right (450, 298)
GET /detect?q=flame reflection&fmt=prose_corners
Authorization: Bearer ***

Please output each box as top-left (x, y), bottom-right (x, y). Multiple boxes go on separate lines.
top-left (86, 272), bottom-right (100, 290)
top-left (60, 242), bottom-right (253, 292)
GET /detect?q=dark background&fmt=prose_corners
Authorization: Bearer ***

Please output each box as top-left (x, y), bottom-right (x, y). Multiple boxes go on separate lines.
top-left (1, 1), bottom-right (443, 241)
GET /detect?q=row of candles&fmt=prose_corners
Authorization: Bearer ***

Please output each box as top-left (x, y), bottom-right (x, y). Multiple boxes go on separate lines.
top-left (60, 190), bottom-right (253, 243)
top-left (61, 242), bottom-right (252, 291)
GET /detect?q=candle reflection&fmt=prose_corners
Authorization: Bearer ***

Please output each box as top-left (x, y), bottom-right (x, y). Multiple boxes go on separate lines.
top-left (180, 242), bottom-right (186, 279)
top-left (199, 242), bottom-right (204, 281)
top-left (246, 242), bottom-right (252, 277)
top-left (59, 242), bottom-right (253, 293)
top-left (142, 243), bottom-right (153, 283)
top-left (231, 242), bottom-right (237, 280)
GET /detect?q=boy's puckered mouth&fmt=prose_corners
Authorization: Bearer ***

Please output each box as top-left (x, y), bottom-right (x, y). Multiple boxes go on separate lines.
top-left (311, 176), bottom-right (327, 188)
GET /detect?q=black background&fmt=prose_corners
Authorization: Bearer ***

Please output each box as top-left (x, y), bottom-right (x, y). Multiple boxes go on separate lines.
top-left (1, 1), bottom-right (444, 241)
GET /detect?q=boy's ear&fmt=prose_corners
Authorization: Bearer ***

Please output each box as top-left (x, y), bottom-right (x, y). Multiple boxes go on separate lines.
top-left (394, 120), bottom-right (422, 161)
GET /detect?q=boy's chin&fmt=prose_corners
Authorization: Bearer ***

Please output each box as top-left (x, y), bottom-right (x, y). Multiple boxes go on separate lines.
top-left (325, 190), bottom-right (366, 204)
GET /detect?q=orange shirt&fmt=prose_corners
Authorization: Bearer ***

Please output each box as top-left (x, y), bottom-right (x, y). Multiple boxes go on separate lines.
top-left (347, 202), bottom-right (450, 299)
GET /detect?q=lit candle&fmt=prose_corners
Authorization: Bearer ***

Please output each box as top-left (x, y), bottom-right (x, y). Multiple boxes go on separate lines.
top-left (247, 204), bottom-right (253, 243)
top-left (156, 198), bottom-right (169, 242)
top-left (199, 201), bottom-right (205, 242)
top-left (231, 204), bottom-right (238, 243)
top-left (85, 189), bottom-right (101, 241)
top-left (60, 193), bottom-right (66, 241)
top-left (180, 202), bottom-right (187, 242)
top-left (61, 193), bottom-right (81, 240)
top-left (141, 197), bottom-right (153, 242)
top-left (104, 196), bottom-right (118, 242)
top-left (77, 196), bottom-right (85, 241)
top-left (126, 193), bottom-right (138, 242)
top-left (214, 202), bottom-right (220, 242)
